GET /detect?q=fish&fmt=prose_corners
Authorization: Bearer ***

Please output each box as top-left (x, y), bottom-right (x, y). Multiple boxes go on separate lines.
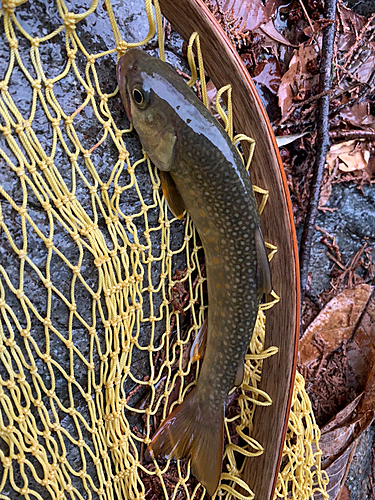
top-left (117, 48), bottom-right (272, 496)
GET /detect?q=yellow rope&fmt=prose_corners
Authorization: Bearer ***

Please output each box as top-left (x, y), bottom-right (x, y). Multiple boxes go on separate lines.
top-left (0, 1), bottom-right (328, 499)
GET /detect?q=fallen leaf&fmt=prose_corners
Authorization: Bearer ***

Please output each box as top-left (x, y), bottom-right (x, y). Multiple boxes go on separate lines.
top-left (367, 153), bottom-right (375, 178)
top-left (251, 56), bottom-right (282, 94)
top-left (351, 45), bottom-right (375, 85)
top-left (319, 393), bottom-right (363, 461)
top-left (315, 442), bottom-right (357, 500)
top-left (300, 285), bottom-right (375, 499)
top-left (337, 485), bottom-right (350, 500)
top-left (319, 182), bottom-right (332, 208)
top-left (338, 101), bottom-right (375, 131)
top-left (257, 19), bottom-right (294, 48)
top-left (299, 284), bottom-right (373, 366)
top-left (277, 41), bottom-right (320, 118)
top-left (218, 0), bottom-right (269, 32)
top-left (338, 150), bottom-right (369, 172)
top-left (215, 0), bottom-right (289, 33)
top-left (317, 394), bottom-right (374, 499)
top-left (326, 140), bottom-right (370, 174)
top-left (275, 131), bottom-right (309, 147)
top-left (336, 3), bottom-right (367, 52)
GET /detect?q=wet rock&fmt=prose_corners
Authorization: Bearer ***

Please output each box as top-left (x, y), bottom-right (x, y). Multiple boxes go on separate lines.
top-left (0, 1), bottom-right (187, 497)
top-left (308, 183), bottom-right (375, 296)
top-left (346, 423), bottom-right (375, 499)
top-left (346, 0), bottom-right (375, 17)
top-left (305, 181), bottom-right (375, 500)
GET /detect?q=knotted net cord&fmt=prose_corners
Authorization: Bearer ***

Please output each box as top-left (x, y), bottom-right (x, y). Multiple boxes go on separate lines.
top-left (0, 0), bottom-right (328, 498)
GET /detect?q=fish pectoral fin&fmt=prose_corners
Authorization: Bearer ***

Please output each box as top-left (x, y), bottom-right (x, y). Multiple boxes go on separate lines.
top-left (190, 316), bottom-right (208, 362)
top-left (160, 171), bottom-right (185, 219)
top-left (148, 387), bottom-right (224, 497)
top-left (255, 226), bottom-right (272, 297)
top-left (235, 362), bottom-right (244, 386)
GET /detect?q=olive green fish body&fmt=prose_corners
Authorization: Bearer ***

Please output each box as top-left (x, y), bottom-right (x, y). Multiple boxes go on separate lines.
top-left (117, 49), bottom-right (271, 496)
top-left (170, 124), bottom-right (260, 405)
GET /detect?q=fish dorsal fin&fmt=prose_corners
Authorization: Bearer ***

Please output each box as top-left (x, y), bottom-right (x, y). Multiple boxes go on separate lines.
top-left (160, 171), bottom-right (185, 219)
top-left (235, 362), bottom-right (244, 386)
top-left (255, 226), bottom-right (272, 297)
top-left (190, 316), bottom-right (208, 362)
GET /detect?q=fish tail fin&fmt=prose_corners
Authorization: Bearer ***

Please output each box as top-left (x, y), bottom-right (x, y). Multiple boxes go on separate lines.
top-left (148, 387), bottom-right (224, 496)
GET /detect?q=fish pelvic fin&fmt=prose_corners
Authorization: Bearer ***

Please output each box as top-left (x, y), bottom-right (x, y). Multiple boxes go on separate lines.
top-left (160, 171), bottom-right (185, 219)
top-left (148, 387), bottom-right (224, 497)
top-left (190, 316), bottom-right (208, 362)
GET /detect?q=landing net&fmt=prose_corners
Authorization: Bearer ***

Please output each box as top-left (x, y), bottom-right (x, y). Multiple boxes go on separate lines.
top-left (0, 0), bottom-right (328, 498)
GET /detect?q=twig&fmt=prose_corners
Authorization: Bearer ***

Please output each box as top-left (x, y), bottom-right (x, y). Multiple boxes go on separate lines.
top-left (299, 0), bottom-right (337, 299)
top-left (343, 13), bottom-right (375, 69)
top-left (126, 376), bottom-right (150, 402)
top-left (326, 251), bottom-right (346, 270)
top-left (370, 447), bottom-right (375, 500)
top-left (292, 88), bottom-right (333, 108)
top-left (298, 0), bottom-right (315, 38)
top-left (331, 67), bottom-right (375, 118)
top-left (336, 63), bottom-right (365, 85)
top-left (329, 129), bottom-right (375, 141)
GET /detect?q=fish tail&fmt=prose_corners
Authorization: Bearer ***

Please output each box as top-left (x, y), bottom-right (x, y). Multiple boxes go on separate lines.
top-left (148, 387), bottom-right (224, 497)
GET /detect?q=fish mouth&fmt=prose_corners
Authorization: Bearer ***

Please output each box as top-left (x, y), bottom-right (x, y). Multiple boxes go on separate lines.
top-left (117, 54), bottom-right (132, 123)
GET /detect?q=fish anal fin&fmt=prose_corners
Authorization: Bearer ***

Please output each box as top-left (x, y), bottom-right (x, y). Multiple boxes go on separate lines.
top-left (235, 362), bottom-right (244, 386)
top-left (148, 387), bottom-right (224, 497)
top-left (255, 226), bottom-right (272, 297)
top-left (190, 317), bottom-right (208, 363)
top-left (160, 171), bottom-right (185, 219)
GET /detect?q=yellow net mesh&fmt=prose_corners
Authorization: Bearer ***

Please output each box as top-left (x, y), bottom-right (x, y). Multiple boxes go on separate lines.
top-left (0, 0), bottom-right (328, 498)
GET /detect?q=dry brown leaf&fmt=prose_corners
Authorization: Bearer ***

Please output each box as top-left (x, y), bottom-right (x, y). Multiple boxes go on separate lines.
top-left (347, 289), bottom-right (375, 389)
top-left (317, 442), bottom-right (357, 500)
top-left (367, 153), bottom-right (375, 178)
top-left (319, 393), bottom-right (363, 461)
top-left (315, 385), bottom-right (374, 499)
top-left (277, 41), bottom-right (320, 118)
top-left (216, 0), bottom-right (287, 32)
top-left (320, 393), bottom-right (363, 435)
top-left (299, 284), bottom-right (373, 366)
top-left (338, 101), bottom-right (375, 131)
top-left (326, 141), bottom-right (354, 168)
top-left (300, 285), bottom-right (375, 499)
top-left (336, 3), bottom-right (367, 52)
top-left (317, 401), bottom-right (374, 499)
top-left (319, 182), bottom-right (332, 208)
top-left (326, 140), bottom-right (370, 173)
top-left (251, 56), bottom-right (282, 94)
top-left (337, 485), bottom-right (350, 500)
top-left (358, 355), bottom-right (375, 414)
top-left (257, 20), bottom-right (294, 48)
top-left (338, 150), bottom-right (369, 172)
top-left (351, 45), bottom-right (375, 85)
top-left (218, 0), bottom-right (269, 31)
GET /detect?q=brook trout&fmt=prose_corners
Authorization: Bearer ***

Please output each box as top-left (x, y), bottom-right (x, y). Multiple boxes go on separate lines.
top-left (117, 49), bottom-right (271, 496)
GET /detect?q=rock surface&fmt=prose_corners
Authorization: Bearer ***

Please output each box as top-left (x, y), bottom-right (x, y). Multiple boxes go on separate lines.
top-left (0, 1), bottom-right (187, 497)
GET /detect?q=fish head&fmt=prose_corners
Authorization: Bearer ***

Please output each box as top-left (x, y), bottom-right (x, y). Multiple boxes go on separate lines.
top-left (117, 48), bottom-right (182, 171)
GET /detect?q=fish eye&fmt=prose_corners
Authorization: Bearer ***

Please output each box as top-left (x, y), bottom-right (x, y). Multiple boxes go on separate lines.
top-left (132, 88), bottom-right (143, 104)
top-left (131, 86), bottom-right (148, 108)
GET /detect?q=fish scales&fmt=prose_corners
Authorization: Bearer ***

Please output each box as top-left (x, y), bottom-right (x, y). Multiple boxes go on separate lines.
top-left (117, 49), bottom-right (271, 496)
top-left (171, 126), bottom-right (259, 406)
